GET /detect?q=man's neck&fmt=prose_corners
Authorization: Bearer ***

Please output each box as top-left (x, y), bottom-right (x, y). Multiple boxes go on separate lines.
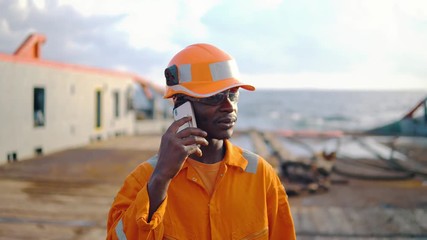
top-left (190, 139), bottom-right (226, 164)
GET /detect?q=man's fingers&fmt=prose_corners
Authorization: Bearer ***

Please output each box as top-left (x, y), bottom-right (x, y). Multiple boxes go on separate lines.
top-left (169, 116), bottom-right (193, 133)
top-left (185, 145), bottom-right (203, 157)
top-left (176, 127), bottom-right (207, 139)
top-left (194, 148), bottom-right (203, 157)
top-left (181, 136), bottom-right (209, 146)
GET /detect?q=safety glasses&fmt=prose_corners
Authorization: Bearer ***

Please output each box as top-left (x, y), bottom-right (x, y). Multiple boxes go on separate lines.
top-left (179, 88), bottom-right (239, 106)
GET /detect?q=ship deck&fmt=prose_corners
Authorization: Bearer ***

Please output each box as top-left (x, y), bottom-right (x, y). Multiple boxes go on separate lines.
top-left (0, 134), bottom-right (426, 239)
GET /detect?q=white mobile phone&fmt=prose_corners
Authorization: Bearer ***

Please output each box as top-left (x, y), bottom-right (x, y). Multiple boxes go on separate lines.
top-left (173, 101), bottom-right (197, 132)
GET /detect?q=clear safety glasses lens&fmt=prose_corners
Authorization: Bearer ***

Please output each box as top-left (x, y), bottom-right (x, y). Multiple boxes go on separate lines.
top-left (185, 89), bottom-right (239, 106)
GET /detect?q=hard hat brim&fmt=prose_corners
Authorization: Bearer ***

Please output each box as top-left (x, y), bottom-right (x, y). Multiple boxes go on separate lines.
top-left (163, 78), bottom-right (255, 99)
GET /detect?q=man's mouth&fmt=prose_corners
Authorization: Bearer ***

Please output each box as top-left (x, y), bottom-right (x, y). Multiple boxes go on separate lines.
top-left (217, 116), bottom-right (237, 129)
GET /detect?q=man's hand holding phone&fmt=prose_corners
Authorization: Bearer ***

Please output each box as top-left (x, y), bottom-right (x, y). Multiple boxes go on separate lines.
top-left (173, 101), bottom-right (198, 132)
top-left (172, 101), bottom-right (203, 156)
top-left (153, 101), bottom-right (207, 180)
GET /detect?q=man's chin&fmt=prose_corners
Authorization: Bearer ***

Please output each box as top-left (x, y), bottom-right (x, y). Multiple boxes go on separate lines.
top-left (211, 129), bottom-right (234, 140)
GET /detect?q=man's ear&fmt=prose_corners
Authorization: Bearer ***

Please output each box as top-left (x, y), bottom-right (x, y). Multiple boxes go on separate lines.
top-left (173, 95), bottom-right (187, 109)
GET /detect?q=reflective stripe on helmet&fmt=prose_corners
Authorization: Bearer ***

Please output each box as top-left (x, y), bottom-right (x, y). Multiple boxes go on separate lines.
top-left (210, 60), bottom-right (239, 82)
top-left (179, 64), bottom-right (192, 83)
top-left (242, 149), bottom-right (259, 174)
top-left (176, 60), bottom-right (239, 84)
top-left (115, 219), bottom-right (127, 240)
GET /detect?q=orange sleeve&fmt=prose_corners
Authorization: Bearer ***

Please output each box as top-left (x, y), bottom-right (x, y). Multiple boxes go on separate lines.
top-left (266, 164), bottom-right (296, 240)
top-left (106, 164), bottom-right (168, 240)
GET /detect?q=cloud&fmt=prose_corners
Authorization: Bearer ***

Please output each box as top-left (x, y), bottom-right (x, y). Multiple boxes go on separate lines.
top-left (0, 0), bottom-right (224, 86)
top-left (1, 0), bottom-right (426, 90)
top-left (57, 0), bottom-right (219, 52)
top-left (243, 72), bottom-right (426, 91)
top-left (202, 0), bottom-right (351, 74)
top-left (0, 0), bottom-right (171, 79)
top-left (313, 1), bottom-right (427, 79)
top-left (201, 0), bottom-right (427, 89)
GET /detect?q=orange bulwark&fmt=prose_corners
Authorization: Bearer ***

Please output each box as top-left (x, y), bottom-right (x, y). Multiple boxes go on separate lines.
top-left (107, 140), bottom-right (296, 239)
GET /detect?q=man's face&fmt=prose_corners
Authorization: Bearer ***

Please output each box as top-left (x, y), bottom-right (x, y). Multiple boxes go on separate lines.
top-left (190, 88), bottom-right (239, 140)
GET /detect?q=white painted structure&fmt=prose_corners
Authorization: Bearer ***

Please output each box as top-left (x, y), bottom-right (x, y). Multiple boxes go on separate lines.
top-left (0, 34), bottom-right (163, 164)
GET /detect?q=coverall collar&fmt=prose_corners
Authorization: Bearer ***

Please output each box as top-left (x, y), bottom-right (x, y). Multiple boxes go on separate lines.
top-left (182, 139), bottom-right (248, 172)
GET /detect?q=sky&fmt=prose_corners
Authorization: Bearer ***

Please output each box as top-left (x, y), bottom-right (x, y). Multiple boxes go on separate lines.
top-left (1, 0), bottom-right (427, 90)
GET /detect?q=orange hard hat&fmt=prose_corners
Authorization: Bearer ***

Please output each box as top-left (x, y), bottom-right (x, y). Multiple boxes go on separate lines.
top-left (163, 43), bottom-right (255, 99)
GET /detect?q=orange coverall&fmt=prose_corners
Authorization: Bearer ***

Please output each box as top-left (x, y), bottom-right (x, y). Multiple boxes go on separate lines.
top-left (107, 140), bottom-right (296, 239)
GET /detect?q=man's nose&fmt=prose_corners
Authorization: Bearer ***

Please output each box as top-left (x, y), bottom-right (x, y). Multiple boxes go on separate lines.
top-left (219, 96), bottom-right (236, 112)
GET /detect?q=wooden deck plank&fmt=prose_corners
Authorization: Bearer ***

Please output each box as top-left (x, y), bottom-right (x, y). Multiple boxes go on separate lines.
top-left (290, 206), bottom-right (300, 232)
top-left (327, 207), bottom-right (353, 235)
top-left (414, 208), bottom-right (427, 231)
top-left (384, 208), bottom-right (423, 235)
top-left (343, 207), bottom-right (374, 236)
top-left (298, 206), bottom-right (317, 234)
top-left (310, 206), bottom-right (336, 234)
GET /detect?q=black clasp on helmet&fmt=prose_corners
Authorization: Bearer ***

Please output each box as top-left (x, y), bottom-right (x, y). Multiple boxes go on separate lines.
top-left (165, 65), bottom-right (179, 86)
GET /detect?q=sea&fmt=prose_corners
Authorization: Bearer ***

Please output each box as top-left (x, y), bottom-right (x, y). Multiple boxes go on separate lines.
top-left (234, 90), bottom-right (427, 133)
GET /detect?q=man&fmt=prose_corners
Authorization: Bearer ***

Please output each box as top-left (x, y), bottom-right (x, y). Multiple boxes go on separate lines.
top-left (107, 43), bottom-right (296, 239)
